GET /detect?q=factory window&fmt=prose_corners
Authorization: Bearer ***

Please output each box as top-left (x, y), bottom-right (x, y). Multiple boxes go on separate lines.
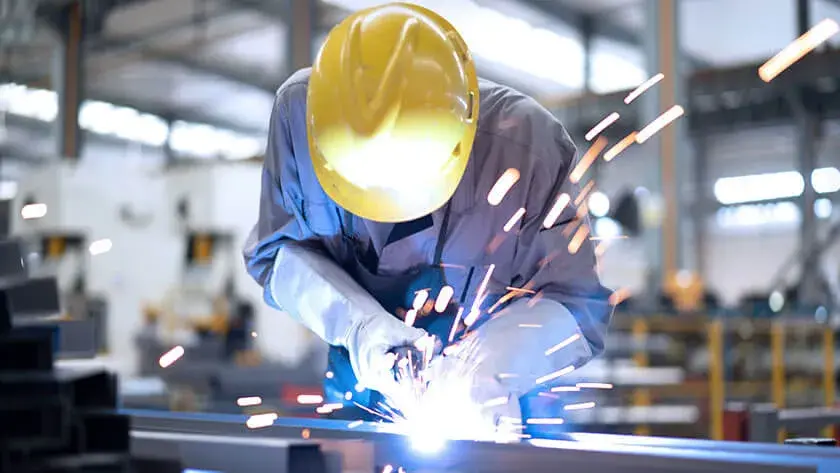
top-left (715, 201), bottom-right (801, 229)
top-left (713, 167), bottom-right (840, 205)
top-left (0, 82), bottom-right (263, 160)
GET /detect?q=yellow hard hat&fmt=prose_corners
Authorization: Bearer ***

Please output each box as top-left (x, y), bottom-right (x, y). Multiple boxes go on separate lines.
top-left (307, 3), bottom-right (479, 222)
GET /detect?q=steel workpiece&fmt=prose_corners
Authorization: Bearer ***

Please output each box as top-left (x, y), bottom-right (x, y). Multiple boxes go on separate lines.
top-left (125, 409), bottom-right (840, 473)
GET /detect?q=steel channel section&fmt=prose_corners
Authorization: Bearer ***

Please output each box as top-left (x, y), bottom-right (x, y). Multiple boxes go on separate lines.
top-left (125, 410), bottom-right (839, 472)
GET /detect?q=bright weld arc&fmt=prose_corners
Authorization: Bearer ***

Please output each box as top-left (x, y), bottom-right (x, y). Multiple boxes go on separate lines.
top-left (503, 207), bottom-right (526, 232)
top-left (412, 290), bottom-right (429, 310)
top-left (435, 285), bottom-right (454, 312)
top-left (236, 396), bottom-right (262, 407)
top-left (545, 333), bottom-right (581, 356)
top-left (487, 168), bottom-right (521, 206)
top-left (448, 307), bottom-right (464, 342)
top-left (585, 114), bottom-right (620, 141)
top-left (564, 401), bottom-right (596, 411)
top-left (158, 345), bottom-right (185, 368)
top-left (759, 19), bottom-right (839, 82)
top-left (543, 193), bottom-right (571, 228)
top-left (570, 136), bottom-right (607, 184)
top-left (624, 72), bottom-right (664, 104)
top-left (636, 105), bottom-right (685, 144)
top-left (535, 365), bottom-right (575, 385)
top-left (604, 132), bottom-right (637, 162)
top-left (526, 418), bottom-right (565, 425)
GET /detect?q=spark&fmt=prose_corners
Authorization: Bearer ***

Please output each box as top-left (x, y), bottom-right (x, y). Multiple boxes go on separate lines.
top-left (526, 291), bottom-right (544, 308)
top-left (506, 286), bottom-right (536, 294)
top-left (236, 396), bottom-right (262, 407)
top-left (594, 241), bottom-right (608, 257)
top-left (518, 324), bottom-right (542, 328)
top-left (158, 345), bottom-right (185, 368)
top-left (564, 401), bottom-right (596, 411)
top-left (545, 333), bottom-right (581, 356)
top-left (543, 193), bottom-right (571, 228)
top-left (325, 371), bottom-right (334, 379)
top-left (574, 181), bottom-right (596, 206)
top-left (503, 207), bottom-right (526, 232)
top-left (297, 394), bottom-right (324, 405)
top-left (89, 238), bottom-right (113, 256)
top-left (487, 168), bottom-right (521, 205)
top-left (382, 465), bottom-right (394, 473)
top-left (482, 396), bottom-right (509, 408)
top-left (535, 365), bottom-right (575, 385)
top-left (637, 105), bottom-right (685, 144)
top-left (577, 382), bottom-right (614, 390)
top-left (604, 132), bottom-right (637, 162)
top-left (251, 331), bottom-right (258, 338)
top-left (585, 114), bottom-right (620, 141)
top-left (486, 234), bottom-right (508, 253)
top-left (568, 224), bottom-right (590, 255)
top-left (463, 308), bottom-right (481, 327)
top-left (498, 373), bottom-right (519, 379)
top-left (759, 19), bottom-right (839, 82)
top-left (404, 309), bottom-right (417, 327)
top-left (20, 203), bottom-right (47, 219)
top-left (551, 386), bottom-right (580, 393)
top-left (246, 412), bottom-right (278, 429)
top-left (569, 136), bottom-right (607, 183)
top-left (345, 391), bottom-right (353, 400)
top-left (487, 289), bottom-right (525, 314)
top-left (526, 418), bottom-right (565, 425)
top-left (348, 420), bottom-right (364, 429)
top-left (412, 290), bottom-right (429, 310)
top-left (624, 73), bottom-right (664, 104)
top-left (609, 287), bottom-right (631, 306)
top-left (448, 307), bottom-right (464, 342)
top-left (354, 402), bottom-right (396, 422)
top-left (434, 286), bottom-right (454, 312)
top-left (468, 264), bottom-right (495, 319)
top-left (355, 383), bottom-right (365, 393)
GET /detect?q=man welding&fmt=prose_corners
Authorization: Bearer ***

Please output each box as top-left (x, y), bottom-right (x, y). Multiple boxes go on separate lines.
top-left (244, 2), bottom-right (612, 430)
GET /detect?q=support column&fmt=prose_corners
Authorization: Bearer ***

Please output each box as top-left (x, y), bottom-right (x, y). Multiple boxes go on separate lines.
top-left (794, 0), bottom-right (822, 309)
top-left (52, 1), bottom-right (85, 160)
top-left (581, 16), bottom-right (594, 93)
top-left (286, 0), bottom-right (315, 74)
top-left (642, 0), bottom-right (690, 287)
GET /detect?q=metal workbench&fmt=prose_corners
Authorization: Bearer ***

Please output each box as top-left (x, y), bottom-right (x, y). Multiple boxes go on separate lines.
top-left (125, 409), bottom-right (840, 473)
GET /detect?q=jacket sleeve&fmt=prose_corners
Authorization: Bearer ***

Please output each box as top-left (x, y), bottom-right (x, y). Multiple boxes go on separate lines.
top-left (509, 112), bottom-right (613, 357)
top-left (243, 83), bottom-right (320, 310)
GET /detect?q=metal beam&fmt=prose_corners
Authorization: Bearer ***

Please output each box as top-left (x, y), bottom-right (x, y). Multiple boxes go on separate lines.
top-left (92, 36), bottom-right (279, 93)
top-left (125, 409), bottom-right (839, 473)
top-left (518, 0), bottom-right (711, 69)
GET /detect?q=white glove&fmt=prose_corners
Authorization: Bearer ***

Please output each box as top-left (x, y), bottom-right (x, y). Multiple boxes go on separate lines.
top-left (269, 243), bottom-right (427, 398)
top-left (426, 297), bottom-right (593, 432)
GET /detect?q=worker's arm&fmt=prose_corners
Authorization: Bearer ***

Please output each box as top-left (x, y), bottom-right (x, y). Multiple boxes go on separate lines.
top-left (243, 77), bottom-right (425, 395)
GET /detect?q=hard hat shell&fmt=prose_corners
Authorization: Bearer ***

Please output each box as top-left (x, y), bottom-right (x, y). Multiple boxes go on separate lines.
top-left (307, 3), bottom-right (479, 222)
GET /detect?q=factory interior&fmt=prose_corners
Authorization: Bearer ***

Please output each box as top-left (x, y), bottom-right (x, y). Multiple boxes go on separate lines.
top-left (2, 0), bottom-right (840, 471)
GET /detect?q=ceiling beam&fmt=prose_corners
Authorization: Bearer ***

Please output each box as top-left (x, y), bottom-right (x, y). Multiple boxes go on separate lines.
top-left (517, 0), bottom-right (711, 69)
